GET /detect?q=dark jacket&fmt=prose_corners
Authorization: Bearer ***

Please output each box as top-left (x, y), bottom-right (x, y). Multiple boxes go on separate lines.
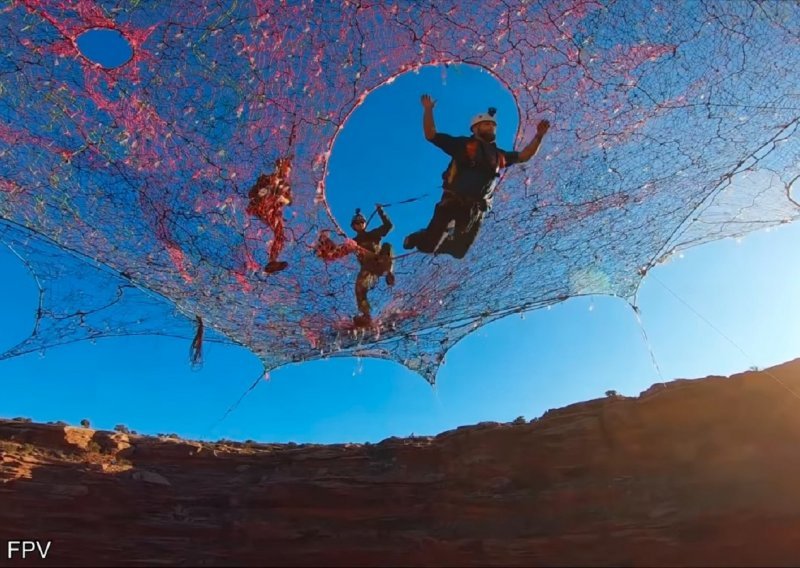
top-left (430, 133), bottom-right (520, 200)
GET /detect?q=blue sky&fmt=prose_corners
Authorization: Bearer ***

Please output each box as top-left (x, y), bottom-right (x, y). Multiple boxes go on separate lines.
top-left (1, 39), bottom-right (799, 444)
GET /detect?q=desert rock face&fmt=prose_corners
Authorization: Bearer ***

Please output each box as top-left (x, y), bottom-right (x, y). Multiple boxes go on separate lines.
top-left (4, 360), bottom-right (800, 566)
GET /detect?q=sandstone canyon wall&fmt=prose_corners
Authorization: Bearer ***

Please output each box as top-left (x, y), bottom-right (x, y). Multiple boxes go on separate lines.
top-left (3, 360), bottom-right (800, 566)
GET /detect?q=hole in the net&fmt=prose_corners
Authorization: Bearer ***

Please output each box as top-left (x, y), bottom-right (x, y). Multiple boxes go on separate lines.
top-left (76, 28), bottom-right (133, 69)
top-left (325, 64), bottom-right (519, 251)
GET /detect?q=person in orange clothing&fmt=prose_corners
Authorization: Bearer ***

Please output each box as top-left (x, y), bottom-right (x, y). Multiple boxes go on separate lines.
top-left (246, 157), bottom-right (293, 274)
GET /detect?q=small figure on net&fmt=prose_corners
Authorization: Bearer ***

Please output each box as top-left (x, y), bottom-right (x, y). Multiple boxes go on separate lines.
top-left (316, 205), bottom-right (395, 327)
top-left (404, 94), bottom-right (550, 259)
top-left (246, 157), bottom-right (293, 274)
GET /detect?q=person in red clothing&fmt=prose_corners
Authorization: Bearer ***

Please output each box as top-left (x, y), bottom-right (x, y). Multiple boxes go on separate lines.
top-left (246, 157), bottom-right (293, 274)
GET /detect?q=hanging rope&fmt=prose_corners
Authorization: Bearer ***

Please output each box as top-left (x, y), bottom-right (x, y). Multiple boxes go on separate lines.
top-left (211, 370), bottom-right (269, 431)
top-left (365, 192), bottom-right (431, 226)
top-left (189, 315), bottom-right (204, 369)
top-left (629, 303), bottom-right (665, 384)
top-left (649, 273), bottom-right (800, 402)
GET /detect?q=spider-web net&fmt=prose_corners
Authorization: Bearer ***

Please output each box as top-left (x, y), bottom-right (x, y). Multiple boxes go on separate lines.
top-left (1, 0), bottom-right (799, 383)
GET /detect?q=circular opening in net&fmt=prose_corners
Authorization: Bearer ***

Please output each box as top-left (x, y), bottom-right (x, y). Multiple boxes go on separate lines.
top-left (325, 64), bottom-right (519, 251)
top-left (76, 28), bottom-right (133, 69)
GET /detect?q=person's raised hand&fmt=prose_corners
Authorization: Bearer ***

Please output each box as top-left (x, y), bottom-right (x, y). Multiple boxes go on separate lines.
top-left (421, 94), bottom-right (436, 110)
top-left (536, 119), bottom-right (550, 136)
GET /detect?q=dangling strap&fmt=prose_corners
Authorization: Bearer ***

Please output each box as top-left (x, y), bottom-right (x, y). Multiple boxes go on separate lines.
top-left (364, 193), bottom-right (430, 226)
top-left (190, 315), bottom-right (204, 369)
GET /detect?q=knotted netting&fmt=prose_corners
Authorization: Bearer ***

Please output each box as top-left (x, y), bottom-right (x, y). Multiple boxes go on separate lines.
top-left (1, 0), bottom-right (799, 383)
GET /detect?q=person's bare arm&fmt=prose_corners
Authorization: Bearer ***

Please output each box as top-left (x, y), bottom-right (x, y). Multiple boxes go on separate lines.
top-left (421, 94), bottom-right (437, 141)
top-left (518, 120), bottom-right (550, 162)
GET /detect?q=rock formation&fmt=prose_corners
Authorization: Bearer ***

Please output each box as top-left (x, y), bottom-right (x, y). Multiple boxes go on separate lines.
top-left (4, 360), bottom-right (800, 566)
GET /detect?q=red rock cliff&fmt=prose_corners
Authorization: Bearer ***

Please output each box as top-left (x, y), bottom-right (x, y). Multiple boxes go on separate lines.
top-left (3, 360), bottom-right (800, 566)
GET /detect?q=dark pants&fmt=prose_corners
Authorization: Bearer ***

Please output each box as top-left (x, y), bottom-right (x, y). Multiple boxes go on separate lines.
top-left (407, 195), bottom-right (484, 259)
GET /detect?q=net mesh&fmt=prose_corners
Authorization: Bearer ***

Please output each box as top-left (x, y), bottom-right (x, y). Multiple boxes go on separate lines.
top-left (1, 0), bottom-right (799, 382)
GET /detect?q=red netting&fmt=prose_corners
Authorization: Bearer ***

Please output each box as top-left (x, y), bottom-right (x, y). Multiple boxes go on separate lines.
top-left (1, 0), bottom-right (799, 382)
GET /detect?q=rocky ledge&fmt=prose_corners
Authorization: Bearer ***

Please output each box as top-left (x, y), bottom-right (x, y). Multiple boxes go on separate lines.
top-left (3, 360), bottom-right (800, 566)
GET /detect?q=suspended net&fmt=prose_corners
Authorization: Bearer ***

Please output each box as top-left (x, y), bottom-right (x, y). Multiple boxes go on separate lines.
top-left (1, 0), bottom-right (799, 383)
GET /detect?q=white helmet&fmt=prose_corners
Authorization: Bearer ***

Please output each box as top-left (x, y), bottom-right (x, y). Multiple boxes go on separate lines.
top-left (470, 107), bottom-right (497, 130)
